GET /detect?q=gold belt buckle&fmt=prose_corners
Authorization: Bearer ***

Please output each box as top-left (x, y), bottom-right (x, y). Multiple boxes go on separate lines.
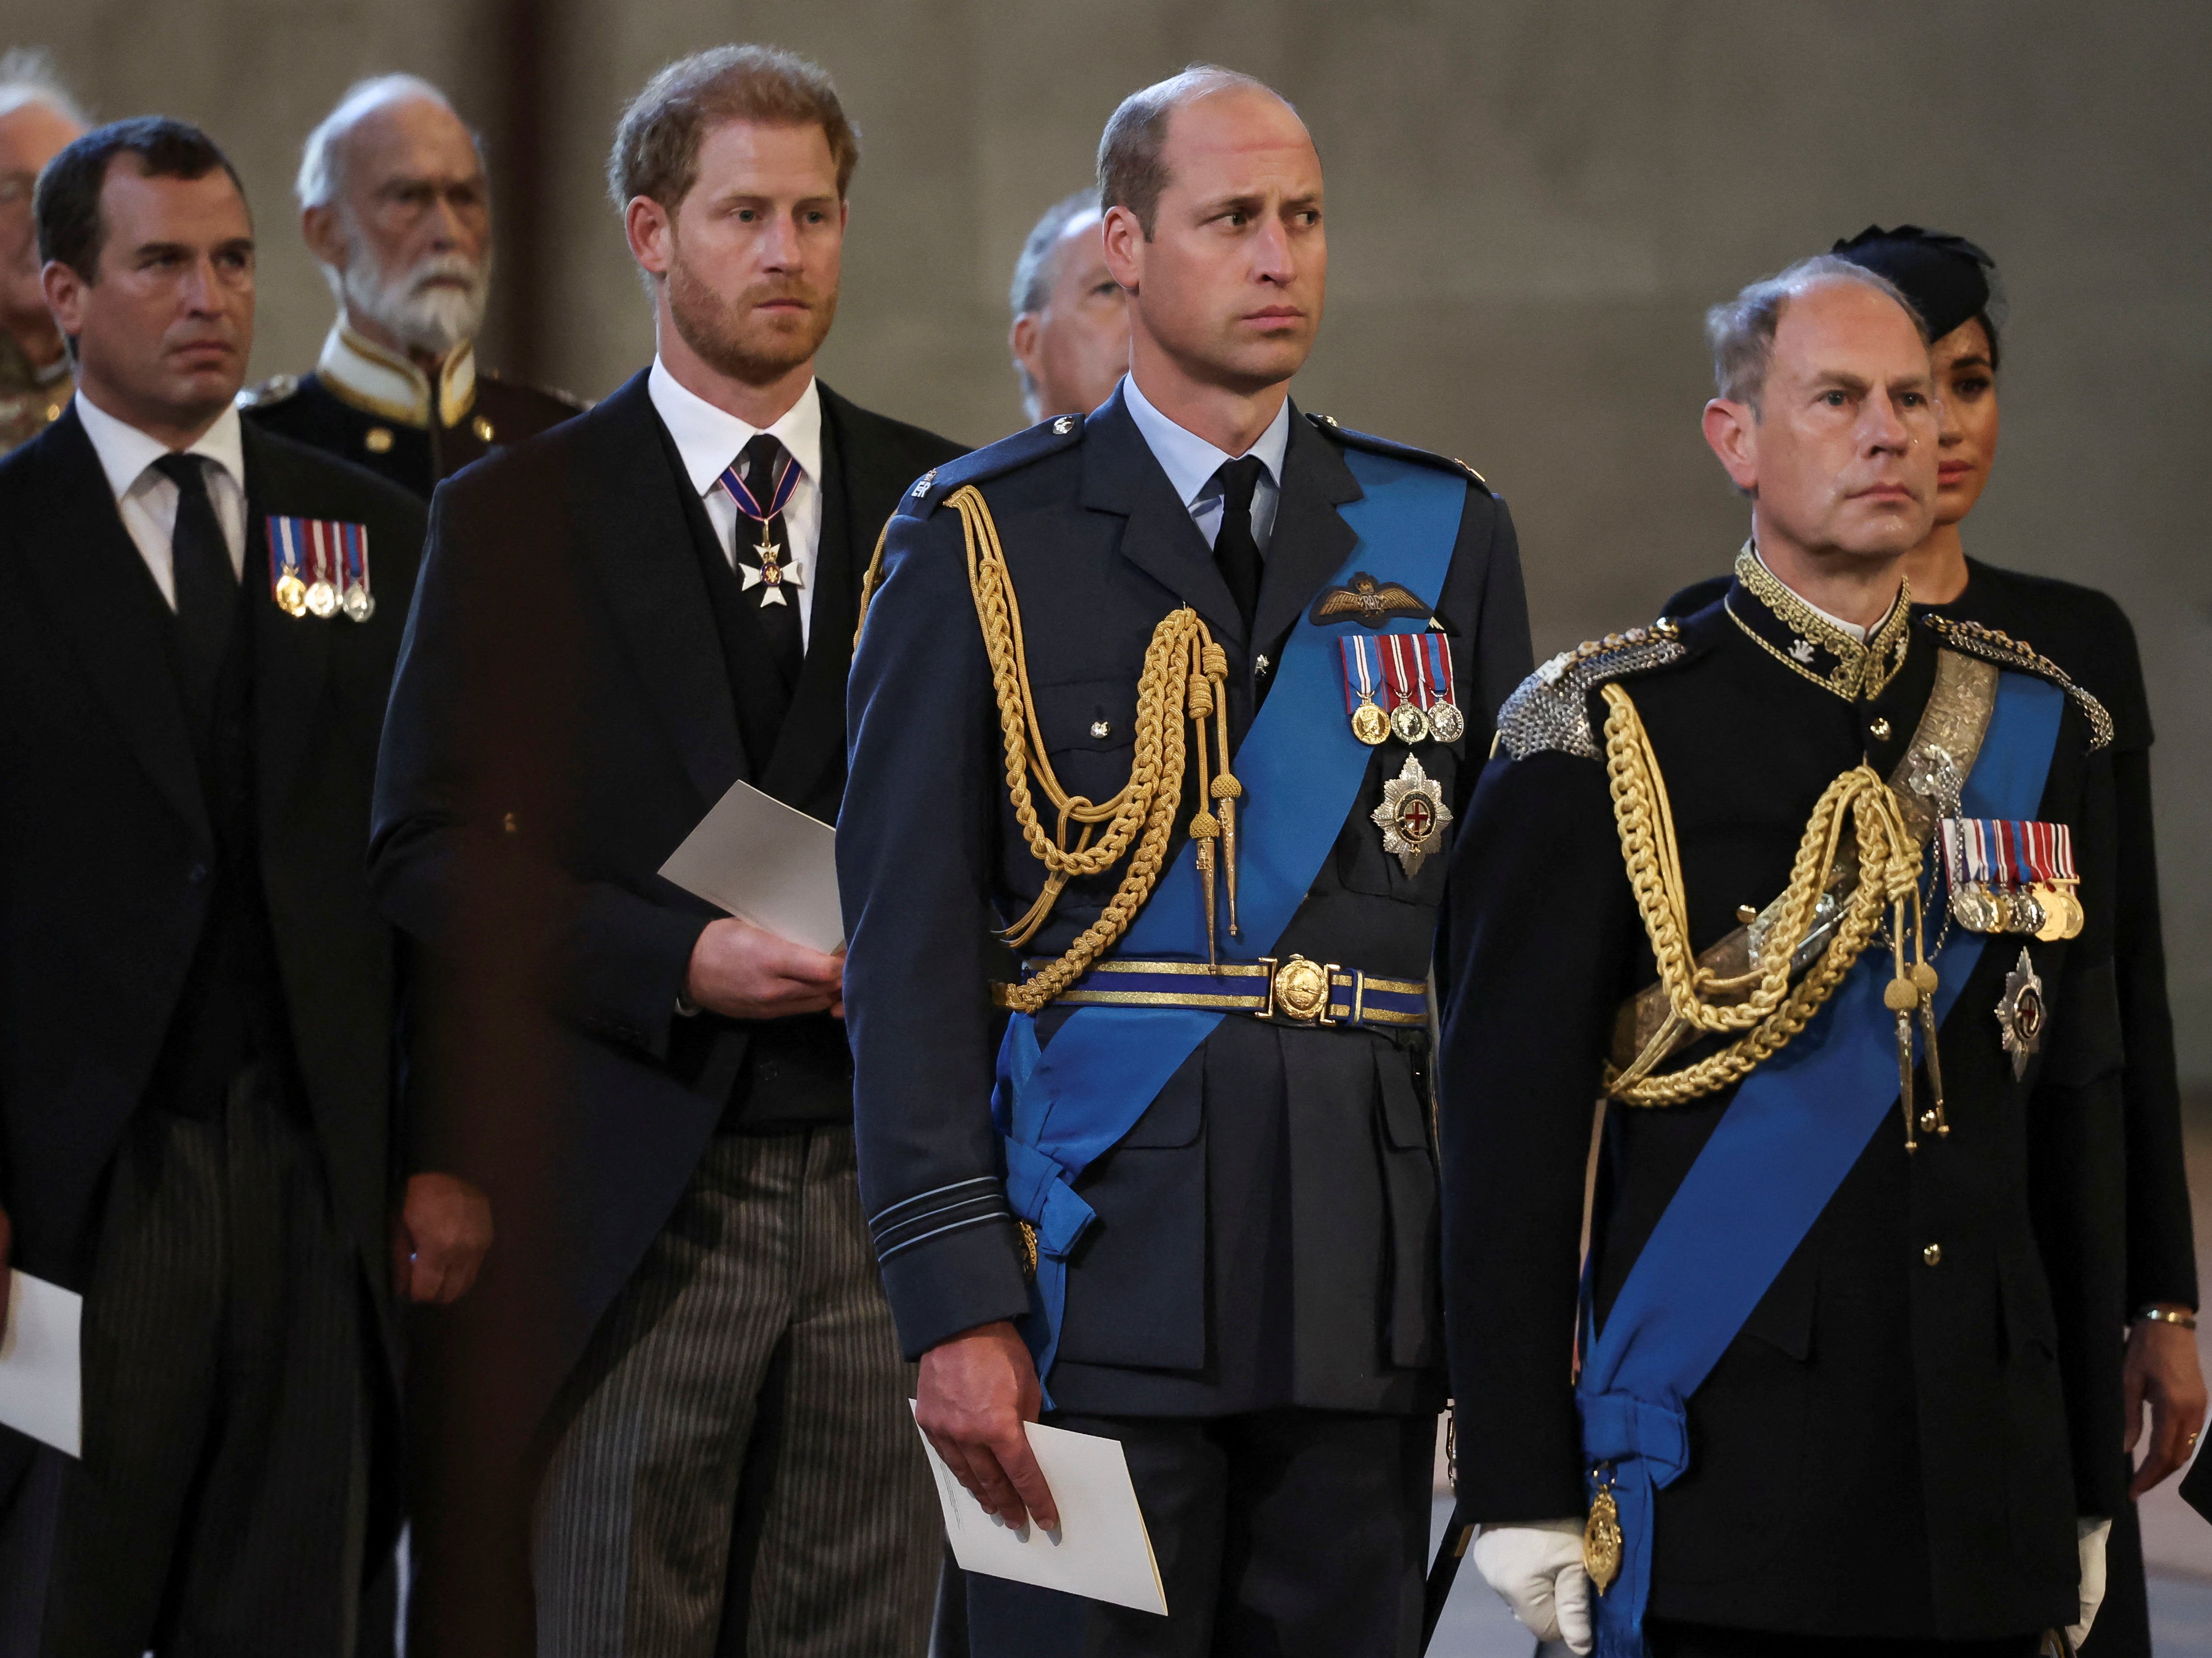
top-left (1258, 953), bottom-right (1340, 1025)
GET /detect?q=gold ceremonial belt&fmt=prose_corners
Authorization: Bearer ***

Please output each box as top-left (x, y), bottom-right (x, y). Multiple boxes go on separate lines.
top-left (989, 954), bottom-right (1429, 1030)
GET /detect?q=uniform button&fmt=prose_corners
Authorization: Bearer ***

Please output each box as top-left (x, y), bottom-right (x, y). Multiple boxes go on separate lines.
top-left (1255, 654), bottom-right (1272, 677)
top-left (1922, 1242), bottom-right (1942, 1267)
top-left (1090, 720), bottom-right (1111, 739)
top-left (187, 862), bottom-right (210, 884)
top-left (1869, 717), bottom-right (1892, 741)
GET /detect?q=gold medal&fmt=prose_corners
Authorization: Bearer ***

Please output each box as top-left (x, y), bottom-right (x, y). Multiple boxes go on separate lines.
top-left (2030, 883), bottom-right (2069, 943)
top-left (1351, 697), bottom-right (1390, 746)
top-left (274, 573), bottom-right (307, 617)
top-left (1389, 701), bottom-right (1431, 745)
top-left (305, 580), bottom-right (338, 618)
top-left (1948, 881), bottom-right (2002, 933)
top-left (1584, 1474), bottom-right (1623, 1595)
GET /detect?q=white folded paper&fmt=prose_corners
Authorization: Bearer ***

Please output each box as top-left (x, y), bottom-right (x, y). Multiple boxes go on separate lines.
top-left (0, 1270), bottom-right (82, 1457)
top-left (913, 1407), bottom-right (1167, 1615)
top-left (658, 778), bottom-right (844, 954)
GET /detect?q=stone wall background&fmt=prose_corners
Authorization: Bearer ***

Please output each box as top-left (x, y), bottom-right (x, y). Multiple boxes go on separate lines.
top-left (19, 0), bottom-right (2211, 1077)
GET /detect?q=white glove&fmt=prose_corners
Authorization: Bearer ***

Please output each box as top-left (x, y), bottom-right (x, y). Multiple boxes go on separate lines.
top-left (2068, 1517), bottom-right (2111, 1646)
top-left (1471, 1520), bottom-right (1594, 1656)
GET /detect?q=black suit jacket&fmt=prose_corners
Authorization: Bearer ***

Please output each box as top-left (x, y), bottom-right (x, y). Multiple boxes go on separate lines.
top-left (368, 370), bottom-right (963, 1432)
top-left (0, 407), bottom-right (425, 1415)
top-left (841, 389), bottom-right (1533, 1417)
top-left (1441, 579), bottom-right (2127, 1639)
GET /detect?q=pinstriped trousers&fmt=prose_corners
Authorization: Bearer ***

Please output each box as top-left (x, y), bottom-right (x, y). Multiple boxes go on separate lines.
top-left (532, 1126), bottom-right (937, 1658)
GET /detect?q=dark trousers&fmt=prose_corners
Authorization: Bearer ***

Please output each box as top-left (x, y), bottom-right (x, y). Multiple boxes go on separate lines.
top-left (1647, 1625), bottom-right (2042, 1657)
top-left (6, 1066), bottom-right (369, 1658)
top-left (2077, 1461), bottom-right (2148, 1658)
top-left (967, 1409), bottom-right (1432, 1658)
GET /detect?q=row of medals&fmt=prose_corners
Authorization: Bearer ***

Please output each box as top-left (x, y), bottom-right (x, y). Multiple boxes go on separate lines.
top-left (1949, 877), bottom-right (2082, 944)
top-left (275, 570), bottom-right (375, 624)
top-left (1350, 686), bottom-right (1464, 747)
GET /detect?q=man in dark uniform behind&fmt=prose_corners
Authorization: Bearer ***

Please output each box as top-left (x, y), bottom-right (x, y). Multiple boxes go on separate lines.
top-left (242, 75), bottom-right (581, 495)
top-left (842, 66), bottom-right (1530, 1656)
top-left (1443, 257), bottom-right (2125, 1656)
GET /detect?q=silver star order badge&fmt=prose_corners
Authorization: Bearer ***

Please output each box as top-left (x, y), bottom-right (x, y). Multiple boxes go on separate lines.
top-left (1995, 946), bottom-right (2045, 1080)
top-left (739, 530), bottom-right (802, 608)
top-left (1371, 754), bottom-right (1452, 877)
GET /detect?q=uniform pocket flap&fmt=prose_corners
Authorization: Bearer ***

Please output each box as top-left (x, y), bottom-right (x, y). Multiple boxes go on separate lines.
top-left (1739, 1247), bottom-right (1817, 1362)
top-left (1031, 677), bottom-right (1138, 755)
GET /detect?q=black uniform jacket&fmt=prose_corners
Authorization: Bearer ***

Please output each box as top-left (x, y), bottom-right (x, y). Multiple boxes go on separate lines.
top-left (1441, 570), bottom-right (2129, 1640)
top-left (0, 410), bottom-right (425, 1413)
top-left (368, 371), bottom-right (961, 1434)
top-left (840, 387), bottom-right (1532, 1418)
top-left (1672, 560), bottom-right (2196, 1316)
top-left (245, 367), bottom-right (584, 500)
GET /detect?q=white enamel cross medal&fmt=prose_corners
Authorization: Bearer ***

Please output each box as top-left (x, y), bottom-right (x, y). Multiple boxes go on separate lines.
top-left (739, 530), bottom-right (802, 608)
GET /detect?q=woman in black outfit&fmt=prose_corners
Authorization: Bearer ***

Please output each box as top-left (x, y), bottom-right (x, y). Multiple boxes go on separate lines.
top-left (1670, 226), bottom-right (2204, 1657)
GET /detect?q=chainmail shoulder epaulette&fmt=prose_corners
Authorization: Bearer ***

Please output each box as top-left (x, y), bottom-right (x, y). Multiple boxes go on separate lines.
top-left (1919, 615), bottom-right (2113, 751)
top-left (1496, 621), bottom-right (1689, 761)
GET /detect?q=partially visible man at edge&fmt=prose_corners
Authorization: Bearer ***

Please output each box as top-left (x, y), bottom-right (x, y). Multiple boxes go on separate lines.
top-left (1665, 225), bottom-right (2205, 1658)
top-left (371, 44), bottom-right (964, 1657)
top-left (1007, 188), bottom-right (1128, 428)
top-left (242, 74), bottom-right (583, 496)
top-left (0, 48), bottom-right (85, 452)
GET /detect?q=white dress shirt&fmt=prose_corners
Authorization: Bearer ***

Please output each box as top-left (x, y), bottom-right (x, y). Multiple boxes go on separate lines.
top-left (74, 391), bottom-right (248, 609)
top-left (647, 359), bottom-right (824, 648)
top-left (1121, 372), bottom-right (1290, 555)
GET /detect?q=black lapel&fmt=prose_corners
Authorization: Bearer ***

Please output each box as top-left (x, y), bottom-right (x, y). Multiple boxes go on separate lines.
top-left (1079, 387), bottom-right (1247, 645)
top-left (241, 425), bottom-right (333, 815)
top-left (1248, 407), bottom-right (1361, 659)
top-left (758, 383), bottom-right (866, 812)
top-left (580, 375), bottom-right (748, 804)
top-left (18, 408), bottom-right (209, 842)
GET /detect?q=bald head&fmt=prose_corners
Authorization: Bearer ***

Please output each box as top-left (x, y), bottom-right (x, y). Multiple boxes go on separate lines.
top-left (298, 76), bottom-right (491, 364)
top-left (1098, 66), bottom-right (1310, 239)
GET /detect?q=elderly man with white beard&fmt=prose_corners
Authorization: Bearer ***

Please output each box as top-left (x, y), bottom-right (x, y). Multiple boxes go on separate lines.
top-left (243, 74), bottom-right (582, 496)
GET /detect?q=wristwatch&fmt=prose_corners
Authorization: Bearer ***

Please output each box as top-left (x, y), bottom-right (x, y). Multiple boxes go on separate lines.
top-left (2135, 1305), bottom-right (2199, 1330)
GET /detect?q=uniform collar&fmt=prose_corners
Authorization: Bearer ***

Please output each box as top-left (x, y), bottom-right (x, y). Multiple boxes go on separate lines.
top-left (646, 358), bottom-right (823, 499)
top-left (1725, 542), bottom-right (1912, 701)
top-left (317, 319), bottom-right (477, 429)
top-left (73, 388), bottom-right (246, 502)
top-left (1121, 371), bottom-right (1290, 512)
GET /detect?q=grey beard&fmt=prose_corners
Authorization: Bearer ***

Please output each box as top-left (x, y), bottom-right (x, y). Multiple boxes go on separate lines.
top-left (340, 247), bottom-right (491, 360)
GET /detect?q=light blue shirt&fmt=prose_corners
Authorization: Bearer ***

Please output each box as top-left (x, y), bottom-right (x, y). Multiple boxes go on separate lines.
top-left (1120, 373), bottom-right (1290, 556)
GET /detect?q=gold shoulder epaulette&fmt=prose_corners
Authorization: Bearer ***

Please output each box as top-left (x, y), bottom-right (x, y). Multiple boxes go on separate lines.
top-left (1496, 620), bottom-right (1687, 761)
top-left (236, 373), bottom-right (299, 411)
top-left (1920, 615), bottom-right (2112, 751)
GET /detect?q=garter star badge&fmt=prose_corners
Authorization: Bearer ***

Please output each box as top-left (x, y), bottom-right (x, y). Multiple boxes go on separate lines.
top-left (1372, 754), bottom-right (1452, 877)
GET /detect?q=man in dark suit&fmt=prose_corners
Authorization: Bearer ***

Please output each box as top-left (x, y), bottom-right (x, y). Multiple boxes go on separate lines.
top-left (0, 117), bottom-right (480, 1656)
top-left (841, 68), bottom-right (1530, 1656)
top-left (240, 74), bottom-right (583, 496)
top-left (1442, 260), bottom-right (2123, 1656)
top-left (371, 46), bottom-right (964, 1658)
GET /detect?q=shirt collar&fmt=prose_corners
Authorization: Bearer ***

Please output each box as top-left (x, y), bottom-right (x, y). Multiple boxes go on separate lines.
top-left (74, 389), bottom-right (246, 502)
top-left (647, 358), bottom-right (823, 499)
top-left (1726, 542), bottom-right (1912, 701)
top-left (1120, 372), bottom-right (1291, 510)
top-left (318, 320), bottom-right (477, 429)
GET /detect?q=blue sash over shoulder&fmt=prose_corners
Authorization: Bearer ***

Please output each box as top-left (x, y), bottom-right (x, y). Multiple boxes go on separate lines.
top-left (1577, 670), bottom-right (2067, 1658)
top-left (994, 448), bottom-right (1465, 1392)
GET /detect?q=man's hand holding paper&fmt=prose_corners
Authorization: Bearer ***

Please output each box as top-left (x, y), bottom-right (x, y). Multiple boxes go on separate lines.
top-left (685, 915), bottom-right (846, 1021)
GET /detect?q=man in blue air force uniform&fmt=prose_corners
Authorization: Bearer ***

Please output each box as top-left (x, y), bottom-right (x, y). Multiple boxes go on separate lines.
top-left (840, 67), bottom-right (1530, 1656)
top-left (1442, 259), bottom-right (2126, 1658)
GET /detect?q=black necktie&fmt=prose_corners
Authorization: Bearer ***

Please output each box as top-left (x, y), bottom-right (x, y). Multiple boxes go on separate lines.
top-left (151, 452), bottom-right (237, 706)
top-left (734, 433), bottom-right (804, 685)
top-left (1212, 455), bottom-right (1266, 638)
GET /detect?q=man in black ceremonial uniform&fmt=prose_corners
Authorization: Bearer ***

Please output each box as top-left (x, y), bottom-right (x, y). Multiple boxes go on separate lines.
top-left (0, 118), bottom-right (481, 1655)
top-left (242, 75), bottom-right (581, 496)
top-left (1442, 258), bottom-right (2125, 1657)
top-left (842, 69), bottom-right (1529, 1656)
top-left (372, 48), bottom-right (964, 1657)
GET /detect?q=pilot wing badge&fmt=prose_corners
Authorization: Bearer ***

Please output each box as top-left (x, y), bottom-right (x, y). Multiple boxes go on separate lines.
top-left (1309, 570), bottom-right (1432, 629)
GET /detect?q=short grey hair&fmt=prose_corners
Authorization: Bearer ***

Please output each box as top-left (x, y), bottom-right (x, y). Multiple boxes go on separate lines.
top-left (1010, 190), bottom-right (1098, 321)
top-left (1097, 64), bottom-right (1292, 238)
top-left (296, 73), bottom-right (475, 210)
top-left (0, 48), bottom-right (88, 127)
top-left (1705, 254), bottom-right (1925, 410)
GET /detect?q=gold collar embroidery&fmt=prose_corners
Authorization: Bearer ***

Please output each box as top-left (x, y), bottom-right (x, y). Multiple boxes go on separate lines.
top-left (1727, 544), bottom-right (1911, 701)
top-left (316, 321), bottom-right (476, 429)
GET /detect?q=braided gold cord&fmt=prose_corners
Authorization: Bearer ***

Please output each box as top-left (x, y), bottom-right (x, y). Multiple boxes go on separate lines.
top-left (948, 484), bottom-right (1225, 1012)
top-left (1598, 682), bottom-right (1922, 1106)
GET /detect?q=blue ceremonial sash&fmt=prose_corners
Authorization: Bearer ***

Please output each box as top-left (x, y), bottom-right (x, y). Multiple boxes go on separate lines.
top-left (994, 448), bottom-right (1465, 1391)
top-left (1576, 670), bottom-right (2067, 1658)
